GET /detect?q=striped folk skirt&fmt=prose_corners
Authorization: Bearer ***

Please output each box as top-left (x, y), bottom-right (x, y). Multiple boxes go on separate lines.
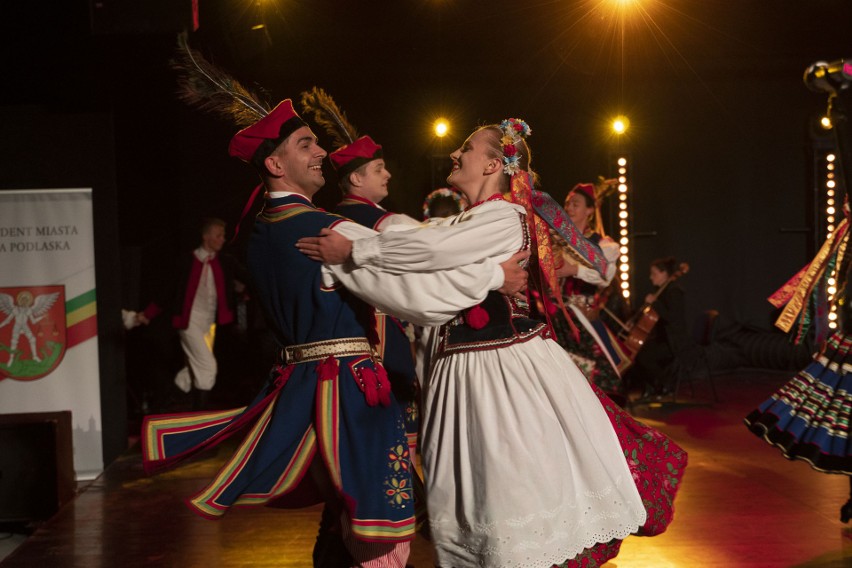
top-left (745, 331), bottom-right (852, 475)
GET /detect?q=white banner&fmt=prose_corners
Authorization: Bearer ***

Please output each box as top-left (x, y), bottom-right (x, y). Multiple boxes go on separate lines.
top-left (0, 189), bottom-right (103, 479)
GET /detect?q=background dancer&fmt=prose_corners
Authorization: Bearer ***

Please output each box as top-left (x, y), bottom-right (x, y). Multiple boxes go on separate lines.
top-left (746, 57), bottom-right (852, 525)
top-left (551, 181), bottom-right (628, 405)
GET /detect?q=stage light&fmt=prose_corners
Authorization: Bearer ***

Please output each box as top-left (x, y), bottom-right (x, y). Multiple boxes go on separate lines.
top-left (434, 119), bottom-right (449, 138)
top-left (821, 153), bottom-right (838, 240)
top-left (612, 155), bottom-right (631, 300)
top-left (612, 116), bottom-right (629, 134)
top-left (821, 149), bottom-right (838, 330)
top-left (820, 116), bottom-right (833, 130)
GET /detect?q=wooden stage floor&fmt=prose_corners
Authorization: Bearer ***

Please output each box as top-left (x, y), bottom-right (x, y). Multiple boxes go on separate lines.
top-left (3, 370), bottom-right (852, 567)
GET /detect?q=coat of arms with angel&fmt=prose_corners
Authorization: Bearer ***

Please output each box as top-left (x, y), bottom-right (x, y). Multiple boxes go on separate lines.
top-left (0, 290), bottom-right (60, 366)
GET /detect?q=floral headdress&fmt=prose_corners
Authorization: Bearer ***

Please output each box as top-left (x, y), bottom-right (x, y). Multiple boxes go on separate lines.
top-left (422, 188), bottom-right (468, 219)
top-left (499, 118), bottom-right (532, 175)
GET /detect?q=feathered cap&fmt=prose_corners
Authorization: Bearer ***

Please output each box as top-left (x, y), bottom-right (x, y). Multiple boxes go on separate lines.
top-left (228, 99), bottom-right (308, 163)
top-left (329, 136), bottom-right (383, 177)
top-left (567, 183), bottom-right (596, 203)
top-left (169, 34), bottom-right (315, 240)
top-left (299, 87), bottom-right (382, 177)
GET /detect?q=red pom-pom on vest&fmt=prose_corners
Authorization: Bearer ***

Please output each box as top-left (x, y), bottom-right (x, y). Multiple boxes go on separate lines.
top-left (465, 304), bottom-right (490, 330)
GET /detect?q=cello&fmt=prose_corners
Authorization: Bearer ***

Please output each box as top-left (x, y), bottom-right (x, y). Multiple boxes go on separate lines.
top-left (618, 263), bottom-right (689, 357)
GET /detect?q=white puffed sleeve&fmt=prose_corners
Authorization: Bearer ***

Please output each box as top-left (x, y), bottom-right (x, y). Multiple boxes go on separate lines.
top-left (574, 236), bottom-right (619, 288)
top-left (328, 258), bottom-right (503, 327)
top-left (349, 201), bottom-right (526, 273)
top-left (318, 213), bottom-right (513, 326)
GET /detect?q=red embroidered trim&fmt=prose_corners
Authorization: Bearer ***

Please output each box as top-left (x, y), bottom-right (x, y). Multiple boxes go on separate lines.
top-left (466, 193), bottom-right (505, 209)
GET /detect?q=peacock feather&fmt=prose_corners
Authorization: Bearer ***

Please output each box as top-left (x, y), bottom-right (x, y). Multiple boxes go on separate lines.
top-left (171, 32), bottom-right (271, 127)
top-left (299, 86), bottom-right (359, 149)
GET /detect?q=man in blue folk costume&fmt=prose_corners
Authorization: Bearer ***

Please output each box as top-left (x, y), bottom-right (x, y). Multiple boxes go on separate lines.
top-left (300, 87), bottom-right (422, 469)
top-left (329, 136), bottom-right (422, 465)
top-left (140, 91), bottom-right (528, 566)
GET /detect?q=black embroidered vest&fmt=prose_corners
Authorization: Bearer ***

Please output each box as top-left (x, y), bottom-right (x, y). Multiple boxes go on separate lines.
top-left (437, 291), bottom-right (550, 356)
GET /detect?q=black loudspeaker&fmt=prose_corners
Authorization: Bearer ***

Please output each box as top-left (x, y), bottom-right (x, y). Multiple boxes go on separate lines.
top-left (89, 0), bottom-right (198, 35)
top-left (0, 412), bottom-right (75, 523)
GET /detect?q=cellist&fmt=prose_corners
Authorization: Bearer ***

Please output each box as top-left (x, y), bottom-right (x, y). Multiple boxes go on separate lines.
top-left (627, 256), bottom-right (690, 401)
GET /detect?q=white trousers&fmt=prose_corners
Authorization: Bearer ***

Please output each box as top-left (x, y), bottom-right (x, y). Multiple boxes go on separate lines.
top-left (175, 316), bottom-right (217, 392)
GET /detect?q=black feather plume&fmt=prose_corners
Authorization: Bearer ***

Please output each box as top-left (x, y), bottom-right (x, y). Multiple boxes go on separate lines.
top-left (171, 32), bottom-right (271, 127)
top-left (300, 87), bottom-right (359, 148)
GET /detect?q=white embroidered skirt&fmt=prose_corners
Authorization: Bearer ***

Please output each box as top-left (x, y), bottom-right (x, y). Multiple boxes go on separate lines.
top-left (422, 335), bottom-right (646, 568)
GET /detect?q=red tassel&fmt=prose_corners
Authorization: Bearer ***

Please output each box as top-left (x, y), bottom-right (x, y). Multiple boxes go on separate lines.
top-left (316, 356), bottom-right (339, 381)
top-left (376, 364), bottom-right (391, 407)
top-left (231, 182), bottom-right (264, 244)
top-left (465, 304), bottom-right (490, 330)
top-left (358, 367), bottom-right (380, 407)
top-left (563, 305), bottom-right (581, 343)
